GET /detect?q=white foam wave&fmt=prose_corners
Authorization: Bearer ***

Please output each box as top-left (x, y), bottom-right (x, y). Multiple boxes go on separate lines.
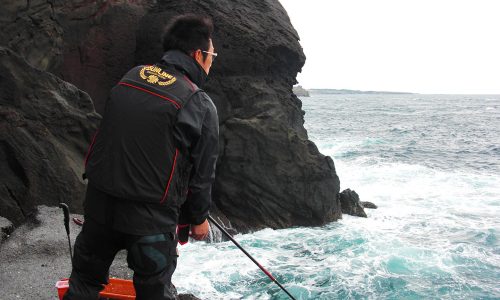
top-left (171, 122), bottom-right (500, 299)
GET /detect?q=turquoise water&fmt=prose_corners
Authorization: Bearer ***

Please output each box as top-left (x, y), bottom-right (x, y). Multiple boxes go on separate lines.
top-left (174, 93), bottom-right (500, 299)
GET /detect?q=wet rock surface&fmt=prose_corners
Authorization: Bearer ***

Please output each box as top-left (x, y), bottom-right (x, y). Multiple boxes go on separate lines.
top-left (1, 0), bottom-right (342, 232)
top-left (361, 201), bottom-right (378, 209)
top-left (339, 189), bottom-right (368, 218)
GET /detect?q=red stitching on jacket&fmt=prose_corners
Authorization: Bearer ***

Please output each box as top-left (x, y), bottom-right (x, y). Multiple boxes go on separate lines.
top-left (84, 129), bottom-right (99, 167)
top-left (118, 82), bottom-right (181, 109)
top-left (160, 148), bottom-right (179, 204)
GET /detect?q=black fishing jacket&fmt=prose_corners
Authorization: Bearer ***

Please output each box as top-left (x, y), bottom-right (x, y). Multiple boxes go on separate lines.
top-left (84, 50), bottom-right (218, 233)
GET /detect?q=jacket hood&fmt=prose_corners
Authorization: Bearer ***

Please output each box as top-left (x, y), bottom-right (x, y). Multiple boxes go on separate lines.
top-left (160, 50), bottom-right (207, 88)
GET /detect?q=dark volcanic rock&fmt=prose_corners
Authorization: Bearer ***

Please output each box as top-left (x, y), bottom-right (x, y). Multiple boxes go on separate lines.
top-left (177, 294), bottom-right (202, 300)
top-left (0, 0), bottom-right (155, 113)
top-left (361, 201), bottom-right (378, 209)
top-left (133, 0), bottom-right (342, 231)
top-left (1, 0), bottom-right (342, 232)
top-left (339, 189), bottom-right (367, 218)
top-left (0, 47), bottom-right (99, 226)
top-left (57, 0), bottom-right (156, 114)
top-left (207, 205), bottom-right (238, 242)
top-left (0, 0), bottom-right (64, 71)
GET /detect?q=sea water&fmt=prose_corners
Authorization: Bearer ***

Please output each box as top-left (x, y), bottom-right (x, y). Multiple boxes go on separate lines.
top-left (174, 93), bottom-right (500, 299)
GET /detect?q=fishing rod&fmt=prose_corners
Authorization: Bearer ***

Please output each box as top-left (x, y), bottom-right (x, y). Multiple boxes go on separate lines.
top-left (207, 215), bottom-right (297, 300)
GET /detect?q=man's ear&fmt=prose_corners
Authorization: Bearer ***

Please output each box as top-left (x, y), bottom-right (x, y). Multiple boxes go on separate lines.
top-left (193, 49), bottom-right (203, 63)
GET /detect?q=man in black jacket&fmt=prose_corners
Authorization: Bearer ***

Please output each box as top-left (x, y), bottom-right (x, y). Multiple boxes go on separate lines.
top-left (64, 14), bottom-right (219, 300)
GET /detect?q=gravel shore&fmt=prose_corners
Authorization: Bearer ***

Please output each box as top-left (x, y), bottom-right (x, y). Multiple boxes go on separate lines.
top-left (0, 206), bottom-right (198, 299)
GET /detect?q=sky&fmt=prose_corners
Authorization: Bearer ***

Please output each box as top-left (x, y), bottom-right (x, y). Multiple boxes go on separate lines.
top-left (278, 0), bottom-right (500, 94)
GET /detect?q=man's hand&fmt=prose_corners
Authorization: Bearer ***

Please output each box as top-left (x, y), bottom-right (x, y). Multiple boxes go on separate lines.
top-left (191, 219), bottom-right (210, 240)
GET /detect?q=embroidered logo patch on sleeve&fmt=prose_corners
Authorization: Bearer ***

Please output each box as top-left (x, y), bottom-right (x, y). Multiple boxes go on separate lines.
top-left (139, 66), bottom-right (177, 86)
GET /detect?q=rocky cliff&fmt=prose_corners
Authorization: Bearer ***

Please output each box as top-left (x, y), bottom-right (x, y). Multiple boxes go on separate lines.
top-left (0, 0), bottom-right (341, 231)
top-left (0, 47), bottom-right (100, 225)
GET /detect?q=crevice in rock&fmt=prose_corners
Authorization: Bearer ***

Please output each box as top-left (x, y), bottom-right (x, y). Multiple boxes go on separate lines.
top-left (1, 141), bottom-right (30, 188)
top-left (6, 185), bottom-right (26, 218)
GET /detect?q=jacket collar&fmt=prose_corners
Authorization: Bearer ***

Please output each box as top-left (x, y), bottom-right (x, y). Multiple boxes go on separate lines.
top-left (160, 50), bottom-right (207, 88)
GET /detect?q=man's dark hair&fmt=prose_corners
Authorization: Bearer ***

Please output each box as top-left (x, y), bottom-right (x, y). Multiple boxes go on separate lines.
top-left (162, 14), bottom-right (214, 57)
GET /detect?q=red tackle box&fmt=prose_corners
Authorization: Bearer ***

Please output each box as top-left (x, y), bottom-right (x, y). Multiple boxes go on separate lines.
top-left (56, 278), bottom-right (135, 299)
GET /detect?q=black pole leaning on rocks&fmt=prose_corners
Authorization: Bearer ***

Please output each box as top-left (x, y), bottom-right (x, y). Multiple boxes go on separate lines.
top-left (58, 203), bottom-right (73, 265)
top-left (207, 215), bottom-right (297, 300)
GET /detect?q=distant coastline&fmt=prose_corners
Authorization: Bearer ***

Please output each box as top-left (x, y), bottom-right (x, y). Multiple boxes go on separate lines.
top-left (301, 88), bottom-right (499, 95)
top-left (309, 88), bottom-right (415, 95)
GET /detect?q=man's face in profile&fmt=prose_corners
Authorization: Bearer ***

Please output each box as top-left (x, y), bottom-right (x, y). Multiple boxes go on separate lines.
top-left (195, 38), bottom-right (216, 75)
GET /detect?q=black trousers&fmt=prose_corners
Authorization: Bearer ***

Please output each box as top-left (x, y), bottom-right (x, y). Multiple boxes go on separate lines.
top-left (63, 218), bottom-right (178, 300)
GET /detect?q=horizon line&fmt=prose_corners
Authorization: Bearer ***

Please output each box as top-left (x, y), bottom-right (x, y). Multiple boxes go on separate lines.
top-left (294, 86), bottom-right (500, 95)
